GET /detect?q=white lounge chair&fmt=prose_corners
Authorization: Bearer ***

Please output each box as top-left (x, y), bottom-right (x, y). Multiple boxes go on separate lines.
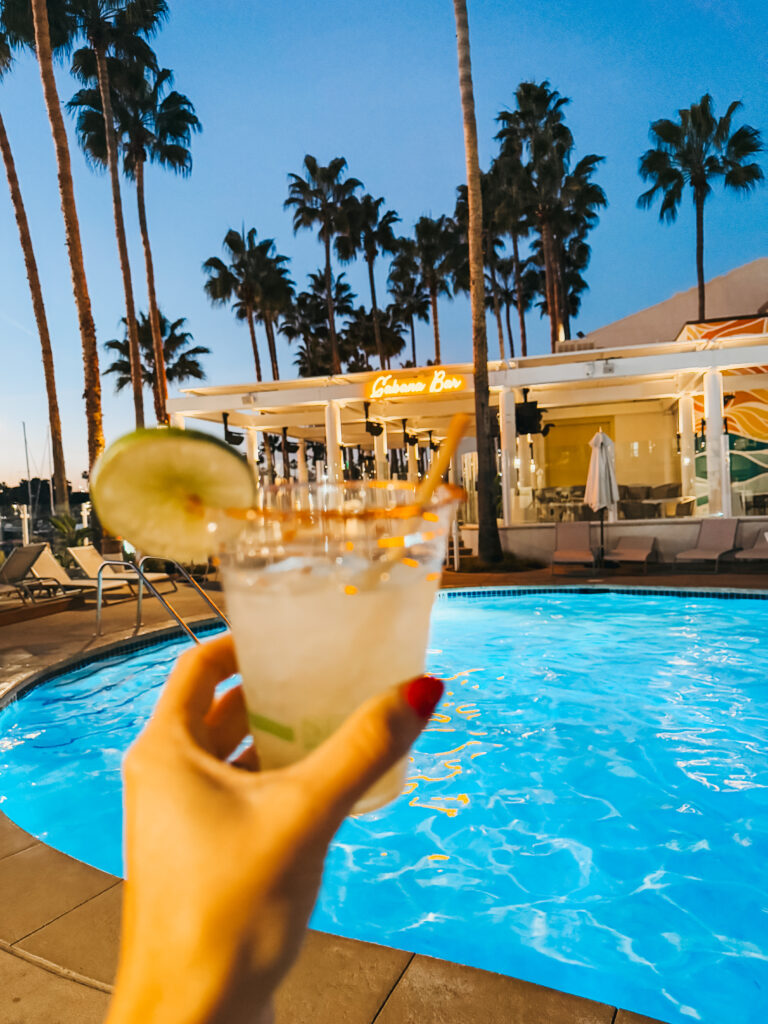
top-left (67, 545), bottom-right (177, 591)
top-left (551, 522), bottom-right (595, 574)
top-left (675, 518), bottom-right (738, 572)
top-left (32, 545), bottom-right (132, 596)
top-left (605, 535), bottom-right (656, 574)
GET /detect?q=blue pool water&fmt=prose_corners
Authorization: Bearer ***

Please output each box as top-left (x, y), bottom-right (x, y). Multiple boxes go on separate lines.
top-left (1, 589), bottom-right (767, 1023)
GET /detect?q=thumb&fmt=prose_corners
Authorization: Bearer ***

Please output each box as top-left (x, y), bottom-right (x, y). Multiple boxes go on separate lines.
top-left (293, 675), bottom-right (443, 829)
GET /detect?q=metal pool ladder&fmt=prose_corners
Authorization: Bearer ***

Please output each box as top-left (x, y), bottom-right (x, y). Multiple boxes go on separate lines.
top-left (94, 558), bottom-right (229, 642)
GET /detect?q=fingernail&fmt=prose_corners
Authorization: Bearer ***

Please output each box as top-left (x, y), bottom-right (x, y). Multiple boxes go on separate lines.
top-left (401, 675), bottom-right (444, 719)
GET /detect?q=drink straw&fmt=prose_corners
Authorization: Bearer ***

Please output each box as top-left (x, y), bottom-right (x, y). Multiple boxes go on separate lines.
top-left (415, 413), bottom-right (470, 508)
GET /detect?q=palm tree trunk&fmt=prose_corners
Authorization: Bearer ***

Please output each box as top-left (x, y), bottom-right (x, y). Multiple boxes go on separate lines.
top-left (323, 234), bottom-right (340, 373)
top-left (264, 317), bottom-right (280, 379)
top-left (695, 189), bottom-right (705, 320)
top-left (409, 315), bottom-right (417, 366)
top-left (245, 305), bottom-right (263, 381)
top-left (429, 284), bottom-right (442, 364)
top-left (453, 0), bottom-right (502, 564)
top-left (366, 255), bottom-right (385, 369)
top-left (135, 159), bottom-right (168, 424)
top-left (0, 109), bottom-right (69, 514)
top-left (555, 237), bottom-right (570, 340)
top-left (489, 260), bottom-right (506, 361)
top-left (540, 219), bottom-right (559, 352)
top-left (511, 232), bottom-right (527, 357)
top-left (30, 0), bottom-right (104, 468)
top-left (504, 301), bottom-right (515, 359)
top-left (94, 44), bottom-right (143, 428)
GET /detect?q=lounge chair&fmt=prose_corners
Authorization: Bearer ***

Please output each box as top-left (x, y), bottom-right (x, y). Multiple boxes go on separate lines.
top-left (551, 522), bottom-right (595, 574)
top-left (32, 545), bottom-right (132, 596)
top-left (675, 518), bottom-right (738, 572)
top-left (68, 545), bottom-right (177, 591)
top-left (0, 543), bottom-right (55, 601)
top-left (605, 535), bottom-right (656, 574)
top-left (734, 530), bottom-right (768, 563)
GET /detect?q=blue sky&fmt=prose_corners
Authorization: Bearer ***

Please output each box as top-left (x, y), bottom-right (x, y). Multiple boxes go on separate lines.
top-left (1, 0), bottom-right (766, 486)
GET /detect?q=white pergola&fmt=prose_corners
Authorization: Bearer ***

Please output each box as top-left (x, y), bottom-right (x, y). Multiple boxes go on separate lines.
top-left (168, 331), bottom-right (768, 523)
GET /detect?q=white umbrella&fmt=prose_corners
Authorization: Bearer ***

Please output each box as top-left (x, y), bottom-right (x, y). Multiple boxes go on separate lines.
top-left (585, 430), bottom-right (619, 565)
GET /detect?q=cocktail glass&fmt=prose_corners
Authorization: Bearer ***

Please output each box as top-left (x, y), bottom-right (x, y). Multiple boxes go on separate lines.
top-left (219, 480), bottom-right (461, 813)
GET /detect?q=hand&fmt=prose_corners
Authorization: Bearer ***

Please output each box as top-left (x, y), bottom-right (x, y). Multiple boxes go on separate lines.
top-left (106, 633), bottom-right (442, 1024)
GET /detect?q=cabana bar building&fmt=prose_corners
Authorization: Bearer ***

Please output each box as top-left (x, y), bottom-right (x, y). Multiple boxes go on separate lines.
top-left (168, 316), bottom-right (768, 563)
top-left (168, 262), bottom-right (768, 562)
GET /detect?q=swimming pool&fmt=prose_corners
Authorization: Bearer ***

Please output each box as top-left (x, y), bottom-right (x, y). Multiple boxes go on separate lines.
top-left (1, 588), bottom-right (767, 1023)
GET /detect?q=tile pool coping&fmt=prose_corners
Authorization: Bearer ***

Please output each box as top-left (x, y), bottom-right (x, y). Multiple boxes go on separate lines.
top-left (5, 584), bottom-right (740, 1021)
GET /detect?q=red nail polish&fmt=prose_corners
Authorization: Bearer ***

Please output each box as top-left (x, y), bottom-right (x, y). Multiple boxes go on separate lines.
top-left (401, 675), bottom-right (444, 719)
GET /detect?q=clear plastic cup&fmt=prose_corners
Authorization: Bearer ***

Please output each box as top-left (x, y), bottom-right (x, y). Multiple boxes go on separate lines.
top-left (218, 480), bottom-right (461, 813)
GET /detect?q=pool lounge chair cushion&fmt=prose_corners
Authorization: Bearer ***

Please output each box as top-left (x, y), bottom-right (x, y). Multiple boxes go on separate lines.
top-left (551, 523), bottom-right (595, 566)
top-left (675, 518), bottom-right (738, 568)
top-left (606, 535), bottom-right (656, 563)
top-left (734, 531), bottom-right (768, 561)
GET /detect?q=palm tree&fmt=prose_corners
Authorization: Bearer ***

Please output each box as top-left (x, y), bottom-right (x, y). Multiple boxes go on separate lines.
top-left (66, 0), bottom-right (168, 428)
top-left (452, 0), bottom-right (502, 564)
top-left (68, 58), bottom-right (201, 422)
top-left (413, 215), bottom-right (455, 364)
top-left (335, 193), bottom-right (399, 368)
top-left (285, 155), bottom-right (361, 374)
top-left (388, 238), bottom-right (430, 366)
top-left (0, 34), bottom-right (69, 512)
top-left (203, 228), bottom-right (269, 381)
top-left (343, 305), bottom-right (405, 369)
top-left (1, 0), bottom-right (104, 467)
top-left (242, 239), bottom-right (294, 380)
top-left (496, 254), bottom-right (534, 359)
top-left (455, 168), bottom-right (508, 361)
top-left (104, 311), bottom-right (208, 392)
top-left (638, 94), bottom-right (764, 320)
top-left (491, 145), bottom-right (532, 355)
top-left (281, 272), bottom-right (356, 376)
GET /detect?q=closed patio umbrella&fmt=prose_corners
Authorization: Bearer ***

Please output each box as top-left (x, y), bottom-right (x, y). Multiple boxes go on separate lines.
top-left (585, 430), bottom-right (619, 566)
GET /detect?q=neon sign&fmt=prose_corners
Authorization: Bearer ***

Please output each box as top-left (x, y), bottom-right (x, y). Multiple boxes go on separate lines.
top-left (367, 369), bottom-right (467, 400)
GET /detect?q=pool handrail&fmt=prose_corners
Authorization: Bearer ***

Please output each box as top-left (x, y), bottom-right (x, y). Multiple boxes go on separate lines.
top-left (138, 556), bottom-right (230, 633)
top-left (94, 560), bottom-right (229, 642)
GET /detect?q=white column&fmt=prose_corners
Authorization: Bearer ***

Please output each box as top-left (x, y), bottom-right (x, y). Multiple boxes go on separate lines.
top-left (407, 443), bottom-right (419, 482)
top-left (516, 435), bottom-right (532, 489)
top-left (245, 428), bottom-right (259, 472)
top-left (20, 504), bottom-right (30, 546)
top-left (678, 395), bottom-right (695, 498)
top-left (703, 368), bottom-right (732, 516)
top-left (498, 388), bottom-right (517, 526)
top-left (449, 455), bottom-right (461, 571)
top-left (324, 400), bottom-right (342, 483)
top-left (169, 413), bottom-right (185, 430)
top-left (374, 424), bottom-right (388, 481)
top-left (297, 439), bottom-right (309, 484)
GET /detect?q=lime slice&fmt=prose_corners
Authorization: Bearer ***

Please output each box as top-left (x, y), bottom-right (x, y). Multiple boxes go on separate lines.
top-left (91, 428), bottom-right (255, 562)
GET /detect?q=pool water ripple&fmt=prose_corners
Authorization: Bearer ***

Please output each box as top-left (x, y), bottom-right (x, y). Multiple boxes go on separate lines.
top-left (1, 591), bottom-right (767, 1023)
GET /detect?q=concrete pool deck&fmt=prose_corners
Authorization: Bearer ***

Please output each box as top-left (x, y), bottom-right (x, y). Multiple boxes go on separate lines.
top-left (4, 570), bottom-right (763, 1022)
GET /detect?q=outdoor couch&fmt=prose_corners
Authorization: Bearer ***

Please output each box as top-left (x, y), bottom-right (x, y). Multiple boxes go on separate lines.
top-left (551, 522), bottom-right (595, 573)
top-left (675, 518), bottom-right (739, 572)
